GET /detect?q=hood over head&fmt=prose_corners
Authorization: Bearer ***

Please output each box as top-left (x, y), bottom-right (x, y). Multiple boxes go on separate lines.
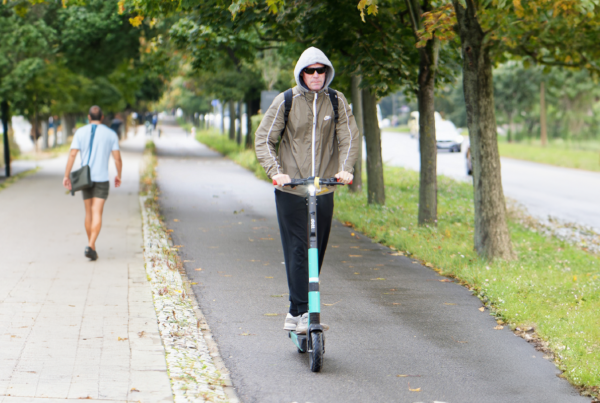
top-left (294, 47), bottom-right (335, 93)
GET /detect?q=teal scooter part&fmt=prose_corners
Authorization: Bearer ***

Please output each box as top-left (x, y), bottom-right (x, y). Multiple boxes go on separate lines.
top-left (275, 177), bottom-right (350, 372)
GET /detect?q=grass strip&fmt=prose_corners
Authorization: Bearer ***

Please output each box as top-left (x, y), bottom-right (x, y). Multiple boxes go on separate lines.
top-left (0, 167), bottom-right (40, 191)
top-left (498, 141), bottom-right (600, 172)
top-left (195, 129), bottom-right (600, 399)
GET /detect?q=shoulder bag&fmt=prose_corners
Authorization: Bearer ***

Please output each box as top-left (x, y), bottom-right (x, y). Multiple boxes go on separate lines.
top-left (69, 124), bottom-right (97, 196)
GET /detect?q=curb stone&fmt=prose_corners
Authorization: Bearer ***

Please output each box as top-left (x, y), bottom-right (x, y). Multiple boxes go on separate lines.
top-left (140, 196), bottom-right (239, 403)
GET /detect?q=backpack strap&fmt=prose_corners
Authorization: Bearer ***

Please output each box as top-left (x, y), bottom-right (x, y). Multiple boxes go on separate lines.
top-left (328, 88), bottom-right (339, 124)
top-left (281, 88), bottom-right (294, 135)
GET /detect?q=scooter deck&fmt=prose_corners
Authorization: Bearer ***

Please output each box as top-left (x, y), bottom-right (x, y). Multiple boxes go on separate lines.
top-left (288, 331), bottom-right (308, 352)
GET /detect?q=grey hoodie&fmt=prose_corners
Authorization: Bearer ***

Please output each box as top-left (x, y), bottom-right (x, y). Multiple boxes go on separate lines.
top-left (294, 47), bottom-right (335, 93)
top-left (255, 47), bottom-right (359, 196)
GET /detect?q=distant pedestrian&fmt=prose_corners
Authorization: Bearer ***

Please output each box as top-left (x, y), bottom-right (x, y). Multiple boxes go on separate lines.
top-left (152, 114), bottom-right (158, 130)
top-left (63, 105), bottom-right (122, 261)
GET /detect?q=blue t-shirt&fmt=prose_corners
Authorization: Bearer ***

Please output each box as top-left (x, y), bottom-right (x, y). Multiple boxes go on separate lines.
top-left (70, 124), bottom-right (120, 182)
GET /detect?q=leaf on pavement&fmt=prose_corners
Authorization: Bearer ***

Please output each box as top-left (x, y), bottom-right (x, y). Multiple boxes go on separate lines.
top-left (265, 276), bottom-right (274, 279)
top-left (408, 382), bottom-right (421, 392)
top-left (173, 245), bottom-right (184, 248)
top-left (371, 278), bottom-right (386, 281)
top-left (167, 229), bottom-right (174, 233)
top-left (183, 260), bottom-right (194, 262)
top-left (350, 246), bottom-right (360, 249)
top-left (173, 219), bottom-right (179, 222)
top-left (240, 332), bottom-right (255, 336)
top-left (130, 388), bottom-right (140, 392)
top-left (350, 232), bottom-right (355, 236)
top-left (390, 251), bottom-right (404, 256)
top-left (494, 325), bottom-right (504, 330)
top-left (117, 337), bottom-right (128, 341)
top-left (331, 245), bottom-right (339, 248)
top-left (349, 255), bottom-right (362, 257)
top-left (479, 307), bottom-right (485, 312)
top-left (191, 282), bottom-right (198, 285)
top-left (392, 303), bottom-right (401, 305)
top-left (195, 268), bottom-right (202, 271)
top-left (439, 279), bottom-right (452, 282)
top-left (263, 313), bottom-right (278, 316)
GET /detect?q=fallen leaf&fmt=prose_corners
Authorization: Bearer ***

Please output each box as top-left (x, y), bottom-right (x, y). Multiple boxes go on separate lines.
top-left (248, 238), bottom-right (254, 242)
top-left (439, 279), bottom-right (452, 283)
top-left (191, 282), bottom-right (198, 285)
top-left (117, 337), bottom-right (128, 341)
top-left (240, 332), bottom-right (255, 336)
top-left (494, 325), bottom-right (504, 330)
top-left (195, 268), bottom-right (202, 271)
top-left (264, 313), bottom-right (278, 316)
top-left (349, 255), bottom-right (362, 257)
top-left (443, 303), bottom-right (456, 305)
top-left (478, 307), bottom-right (485, 312)
top-left (270, 294), bottom-right (284, 297)
top-left (425, 262), bottom-right (434, 268)
top-left (184, 260), bottom-right (194, 262)
top-left (392, 303), bottom-right (401, 305)
top-left (265, 276), bottom-right (274, 279)
top-left (137, 331), bottom-right (145, 337)
top-left (130, 388), bottom-right (140, 392)
top-left (350, 232), bottom-right (355, 236)
top-left (331, 245), bottom-right (339, 248)
top-left (323, 300), bottom-right (341, 306)
top-left (173, 219), bottom-right (179, 222)
top-left (408, 382), bottom-right (421, 392)
top-left (167, 229), bottom-right (174, 233)
top-left (390, 251), bottom-right (404, 256)
top-left (371, 278), bottom-right (386, 281)
top-left (573, 275), bottom-right (577, 281)
top-left (173, 245), bottom-right (184, 248)
top-left (397, 374), bottom-right (421, 377)
top-left (354, 272), bottom-right (359, 274)
top-left (69, 305), bottom-right (75, 307)
top-left (350, 246), bottom-right (360, 249)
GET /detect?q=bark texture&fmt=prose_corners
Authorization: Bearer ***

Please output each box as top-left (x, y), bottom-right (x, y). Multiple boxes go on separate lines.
top-left (453, 0), bottom-right (515, 260)
top-left (1, 101), bottom-right (10, 177)
top-left (229, 101), bottom-right (236, 141)
top-left (245, 100), bottom-right (253, 149)
top-left (362, 88), bottom-right (385, 205)
top-left (349, 75), bottom-right (364, 192)
top-left (417, 38), bottom-right (439, 225)
top-left (236, 100), bottom-right (243, 145)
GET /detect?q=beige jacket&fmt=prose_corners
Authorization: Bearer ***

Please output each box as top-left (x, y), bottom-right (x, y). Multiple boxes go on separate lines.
top-left (255, 47), bottom-right (360, 196)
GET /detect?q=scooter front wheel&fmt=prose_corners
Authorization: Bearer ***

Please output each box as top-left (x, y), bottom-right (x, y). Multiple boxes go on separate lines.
top-left (309, 332), bottom-right (324, 372)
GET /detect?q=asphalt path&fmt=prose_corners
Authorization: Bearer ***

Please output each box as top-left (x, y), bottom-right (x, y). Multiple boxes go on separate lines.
top-left (379, 131), bottom-right (600, 231)
top-left (155, 123), bottom-right (588, 403)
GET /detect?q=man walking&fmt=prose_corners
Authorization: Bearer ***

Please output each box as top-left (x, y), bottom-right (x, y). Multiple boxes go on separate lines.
top-left (63, 105), bottom-right (122, 261)
top-left (255, 47), bottom-right (359, 334)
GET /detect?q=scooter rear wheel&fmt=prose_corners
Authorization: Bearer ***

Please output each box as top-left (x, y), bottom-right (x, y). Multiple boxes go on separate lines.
top-left (309, 332), bottom-right (324, 372)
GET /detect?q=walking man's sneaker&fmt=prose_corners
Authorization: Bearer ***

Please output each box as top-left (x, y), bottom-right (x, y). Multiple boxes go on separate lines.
top-left (283, 313), bottom-right (300, 331)
top-left (295, 313), bottom-right (329, 334)
top-left (85, 246), bottom-right (98, 261)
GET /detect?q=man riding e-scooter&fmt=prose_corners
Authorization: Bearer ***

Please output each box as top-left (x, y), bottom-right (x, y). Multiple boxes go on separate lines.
top-left (255, 47), bottom-right (360, 335)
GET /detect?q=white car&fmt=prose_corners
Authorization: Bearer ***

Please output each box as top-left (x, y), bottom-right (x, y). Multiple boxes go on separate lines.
top-left (409, 111), bottom-right (463, 153)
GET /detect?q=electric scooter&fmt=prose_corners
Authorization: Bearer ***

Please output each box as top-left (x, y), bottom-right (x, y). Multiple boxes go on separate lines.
top-left (273, 177), bottom-right (348, 372)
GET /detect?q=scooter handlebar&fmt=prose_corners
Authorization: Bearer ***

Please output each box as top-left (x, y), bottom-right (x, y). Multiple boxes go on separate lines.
top-left (272, 177), bottom-right (353, 186)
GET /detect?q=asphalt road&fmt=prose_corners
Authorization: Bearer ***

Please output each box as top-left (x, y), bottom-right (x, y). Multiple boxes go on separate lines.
top-left (156, 123), bottom-right (588, 403)
top-left (379, 131), bottom-right (600, 231)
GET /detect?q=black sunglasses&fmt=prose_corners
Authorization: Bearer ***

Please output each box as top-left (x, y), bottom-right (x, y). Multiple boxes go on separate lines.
top-left (303, 67), bottom-right (327, 75)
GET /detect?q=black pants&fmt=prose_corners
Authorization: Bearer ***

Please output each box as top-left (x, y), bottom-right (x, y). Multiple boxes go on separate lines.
top-left (275, 189), bottom-right (334, 316)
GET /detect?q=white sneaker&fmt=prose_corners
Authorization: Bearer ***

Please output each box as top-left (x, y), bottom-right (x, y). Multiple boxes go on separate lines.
top-left (283, 313), bottom-right (300, 331)
top-left (295, 313), bottom-right (329, 334)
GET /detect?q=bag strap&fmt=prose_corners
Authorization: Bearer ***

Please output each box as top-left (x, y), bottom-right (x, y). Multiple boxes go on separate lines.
top-left (281, 88), bottom-right (294, 136)
top-left (85, 124), bottom-right (97, 167)
top-left (328, 88), bottom-right (339, 124)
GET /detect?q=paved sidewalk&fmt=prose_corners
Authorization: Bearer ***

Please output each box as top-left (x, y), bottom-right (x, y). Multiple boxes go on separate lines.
top-left (0, 134), bottom-right (172, 402)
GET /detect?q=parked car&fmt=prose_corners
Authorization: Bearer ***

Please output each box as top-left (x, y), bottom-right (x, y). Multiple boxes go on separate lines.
top-left (409, 111), bottom-right (464, 152)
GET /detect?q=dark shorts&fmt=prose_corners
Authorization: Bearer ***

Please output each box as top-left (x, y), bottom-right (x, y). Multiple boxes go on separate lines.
top-left (82, 181), bottom-right (110, 200)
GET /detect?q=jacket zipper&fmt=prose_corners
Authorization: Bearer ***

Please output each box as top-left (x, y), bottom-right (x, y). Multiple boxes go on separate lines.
top-left (312, 93), bottom-right (318, 177)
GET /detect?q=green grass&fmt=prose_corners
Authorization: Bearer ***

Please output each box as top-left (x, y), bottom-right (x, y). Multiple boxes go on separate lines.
top-left (193, 129), bottom-right (600, 397)
top-left (499, 141), bottom-right (600, 172)
top-left (381, 125), bottom-right (411, 133)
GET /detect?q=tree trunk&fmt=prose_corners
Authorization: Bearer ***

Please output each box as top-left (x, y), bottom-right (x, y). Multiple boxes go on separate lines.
top-left (349, 75), bottom-right (363, 192)
top-left (1, 100), bottom-right (10, 177)
top-left (221, 101), bottom-right (225, 135)
top-left (236, 100), bottom-right (243, 145)
top-left (245, 99), bottom-right (253, 149)
top-left (453, 0), bottom-right (515, 260)
top-left (229, 101), bottom-right (236, 141)
top-left (362, 88), bottom-right (385, 205)
top-left (417, 38), bottom-right (439, 226)
top-left (540, 81), bottom-right (547, 146)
